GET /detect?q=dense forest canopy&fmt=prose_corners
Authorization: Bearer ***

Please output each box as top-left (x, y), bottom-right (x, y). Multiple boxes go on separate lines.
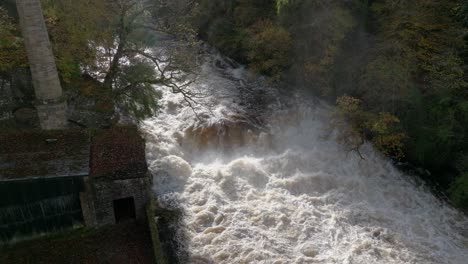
top-left (0, 0), bottom-right (467, 209)
top-left (193, 0), bottom-right (468, 210)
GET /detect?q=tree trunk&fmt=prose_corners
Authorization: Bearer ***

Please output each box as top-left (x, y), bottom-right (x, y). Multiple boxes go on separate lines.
top-left (16, 0), bottom-right (67, 130)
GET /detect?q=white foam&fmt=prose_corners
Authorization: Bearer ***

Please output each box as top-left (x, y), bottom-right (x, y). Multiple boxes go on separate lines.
top-left (142, 52), bottom-right (468, 264)
top-left (155, 155), bottom-right (193, 179)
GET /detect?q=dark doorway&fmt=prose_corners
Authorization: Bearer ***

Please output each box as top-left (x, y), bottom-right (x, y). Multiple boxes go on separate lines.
top-left (113, 197), bottom-right (136, 223)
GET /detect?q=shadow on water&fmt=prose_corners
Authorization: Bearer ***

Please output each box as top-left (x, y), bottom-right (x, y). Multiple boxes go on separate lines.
top-left (155, 206), bottom-right (227, 264)
top-left (153, 206), bottom-right (190, 264)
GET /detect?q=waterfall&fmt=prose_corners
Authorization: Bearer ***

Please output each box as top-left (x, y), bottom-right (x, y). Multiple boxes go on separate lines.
top-left (141, 50), bottom-right (468, 264)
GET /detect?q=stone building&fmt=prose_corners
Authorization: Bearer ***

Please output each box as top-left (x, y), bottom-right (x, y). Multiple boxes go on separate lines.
top-left (81, 127), bottom-right (151, 226)
top-left (0, 130), bottom-right (89, 243)
top-left (0, 126), bottom-right (150, 243)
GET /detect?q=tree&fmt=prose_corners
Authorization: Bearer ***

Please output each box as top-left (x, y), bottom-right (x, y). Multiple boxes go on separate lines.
top-left (333, 95), bottom-right (406, 160)
top-left (41, 0), bottom-right (200, 120)
top-left (15, 0), bottom-right (67, 129)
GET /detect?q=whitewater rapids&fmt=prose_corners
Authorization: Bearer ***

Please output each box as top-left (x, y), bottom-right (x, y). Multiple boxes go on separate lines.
top-left (141, 52), bottom-right (468, 264)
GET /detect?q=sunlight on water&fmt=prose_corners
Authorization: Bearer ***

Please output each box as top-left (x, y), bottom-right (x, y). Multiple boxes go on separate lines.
top-left (142, 51), bottom-right (468, 264)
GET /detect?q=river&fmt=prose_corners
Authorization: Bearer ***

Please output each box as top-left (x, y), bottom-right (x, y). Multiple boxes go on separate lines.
top-left (141, 49), bottom-right (468, 264)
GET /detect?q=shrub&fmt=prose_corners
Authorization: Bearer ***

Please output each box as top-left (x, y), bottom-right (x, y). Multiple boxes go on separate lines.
top-left (245, 20), bottom-right (293, 80)
top-left (450, 173), bottom-right (468, 210)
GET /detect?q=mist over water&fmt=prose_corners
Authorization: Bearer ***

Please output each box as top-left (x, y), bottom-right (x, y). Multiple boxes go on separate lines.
top-left (142, 51), bottom-right (468, 264)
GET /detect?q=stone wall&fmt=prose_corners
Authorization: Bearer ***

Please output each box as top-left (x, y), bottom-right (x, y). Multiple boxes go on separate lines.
top-left (81, 176), bottom-right (150, 227)
top-left (146, 199), bottom-right (169, 264)
top-left (36, 101), bottom-right (68, 130)
top-left (16, 0), bottom-right (67, 129)
top-left (80, 125), bottom-right (151, 227)
top-left (0, 79), bottom-right (13, 121)
top-left (16, 0), bottom-right (63, 101)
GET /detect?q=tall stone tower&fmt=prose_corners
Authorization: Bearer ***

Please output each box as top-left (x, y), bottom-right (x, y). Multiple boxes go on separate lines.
top-left (16, 0), bottom-right (67, 130)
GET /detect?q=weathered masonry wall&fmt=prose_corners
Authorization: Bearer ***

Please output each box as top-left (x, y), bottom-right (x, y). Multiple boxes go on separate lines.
top-left (82, 126), bottom-right (151, 227)
top-left (81, 177), bottom-right (150, 227)
top-left (0, 177), bottom-right (85, 244)
top-left (146, 199), bottom-right (169, 264)
top-left (16, 0), bottom-right (62, 101)
top-left (16, 0), bottom-right (67, 130)
top-left (35, 101), bottom-right (68, 130)
top-left (0, 126), bottom-right (151, 243)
